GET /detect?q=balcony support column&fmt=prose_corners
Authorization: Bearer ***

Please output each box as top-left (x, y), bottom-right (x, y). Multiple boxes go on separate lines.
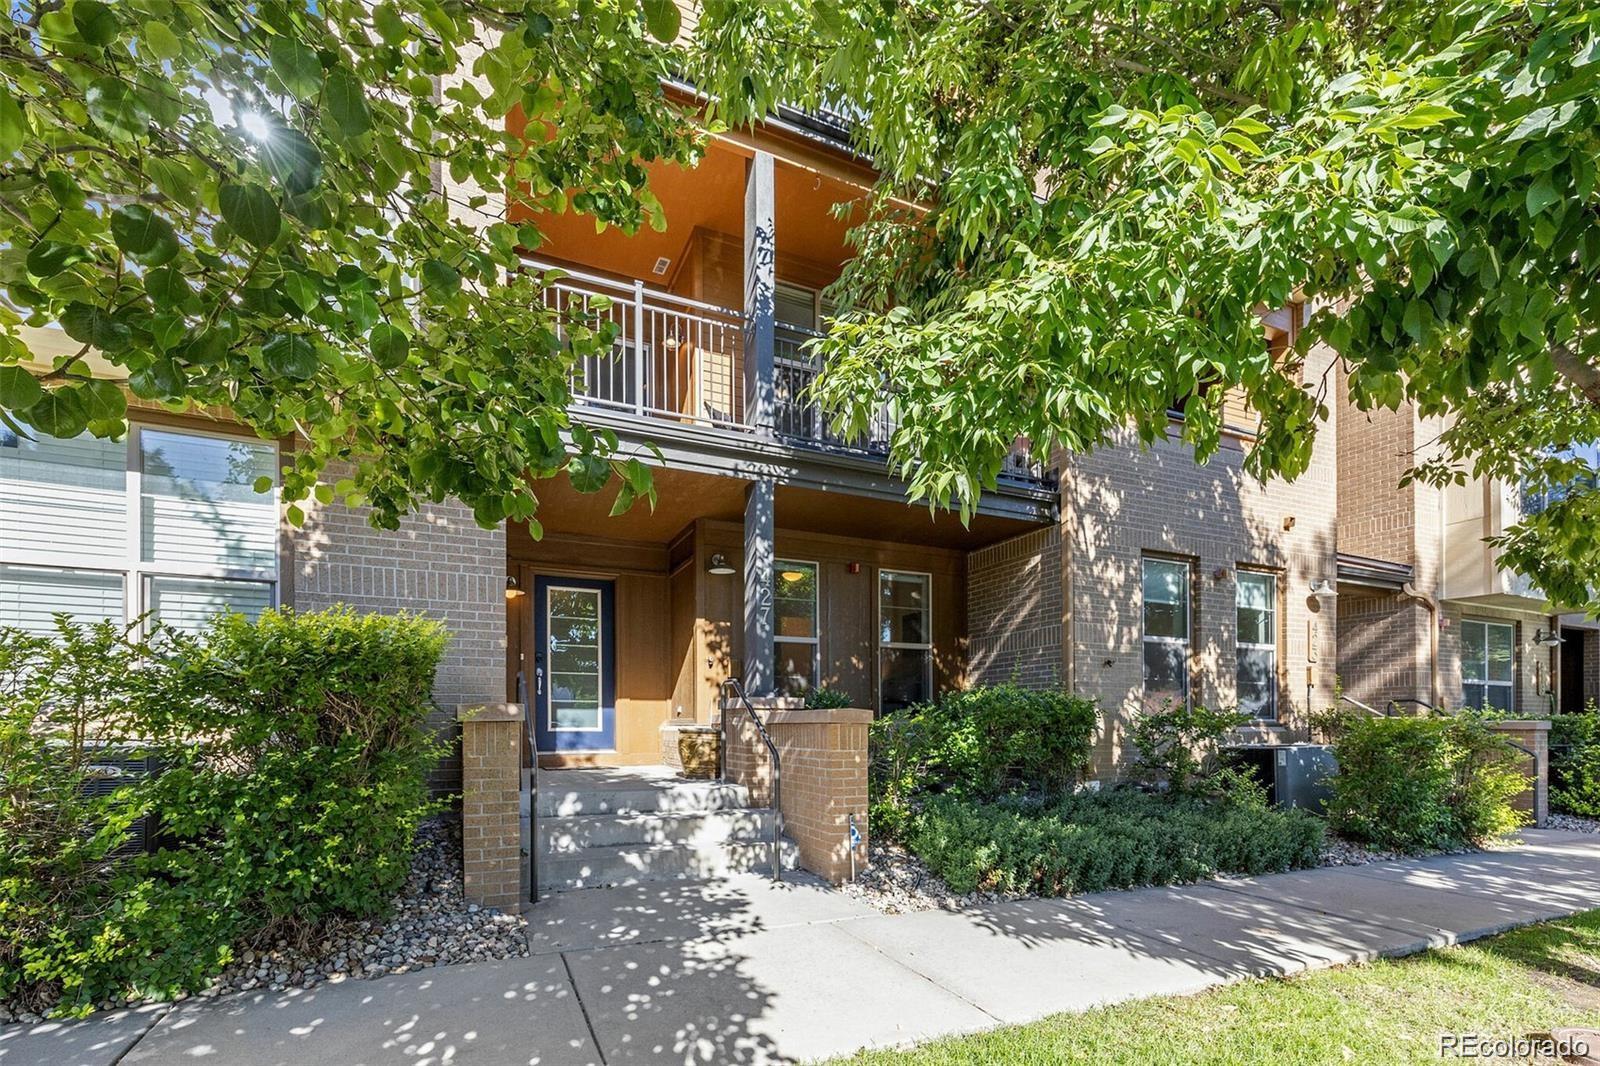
top-left (744, 150), bottom-right (776, 436)
top-left (743, 478), bottom-right (776, 697)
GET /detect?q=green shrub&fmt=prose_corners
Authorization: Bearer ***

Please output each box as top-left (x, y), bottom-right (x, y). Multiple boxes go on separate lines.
top-left (906, 789), bottom-right (1324, 896)
top-left (869, 685), bottom-right (1098, 839)
top-left (803, 686), bottom-right (854, 710)
top-left (1551, 709), bottom-right (1600, 817)
top-left (1327, 715), bottom-right (1528, 852)
top-left (0, 607), bottom-right (448, 1015)
top-left (1129, 700), bottom-right (1251, 794)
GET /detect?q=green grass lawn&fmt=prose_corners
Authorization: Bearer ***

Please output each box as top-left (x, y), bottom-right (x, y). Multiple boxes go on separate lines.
top-left (831, 911), bottom-right (1600, 1065)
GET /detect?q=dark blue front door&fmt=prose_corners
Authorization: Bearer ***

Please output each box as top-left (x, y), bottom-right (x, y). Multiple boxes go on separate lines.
top-left (533, 576), bottom-right (616, 752)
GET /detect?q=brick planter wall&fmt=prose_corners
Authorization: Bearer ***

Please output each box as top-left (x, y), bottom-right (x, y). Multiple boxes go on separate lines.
top-left (723, 701), bottom-right (871, 883)
top-left (458, 702), bottom-right (524, 909)
top-left (1489, 719), bottom-right (1550, 828)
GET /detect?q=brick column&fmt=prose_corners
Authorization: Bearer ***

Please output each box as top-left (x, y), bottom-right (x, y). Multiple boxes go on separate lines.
top-left (724, 701), bottom-right (871, 883)
top-left (1489, 719), bottom-right (1550, 828)
top-left (457, 702), bottom-right (524, 909)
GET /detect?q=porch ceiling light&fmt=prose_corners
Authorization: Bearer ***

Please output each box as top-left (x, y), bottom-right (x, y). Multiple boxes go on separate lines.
top-left (707, 553), bottom-right (736, 576)
top-left (780, 569), bottom-right (806, 582)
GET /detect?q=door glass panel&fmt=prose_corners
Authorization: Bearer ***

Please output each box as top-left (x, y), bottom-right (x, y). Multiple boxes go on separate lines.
top-left (547, 587), bottom-right (602, 730)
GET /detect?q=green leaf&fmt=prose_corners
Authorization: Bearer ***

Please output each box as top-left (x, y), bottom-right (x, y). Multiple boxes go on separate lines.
top-left (80, 378), bottom-right (126, 421)
top-left (85, 78), bottom-right (152, 139)
top-left (145, 156), bottom-right (198, 209)
top-left (22, 387), bottom-right (89, 438)
top-left (219, 183), bottom-right (282, 247)
top-left (269, 38), bottom-right (324, 100)
top-left (141, 21), bottom-right (182, 60)
top-left (640, 0), bottom-right (681, 42)
top-left (72, 0), bottom-right (119, 46)
top-left (324, 70), bottom-right (373, 137)
top-left (369, 323), bottom-right (410, 368)
top-left (145, 266), bottom-right (192, 309)
top-left (1393, 103), bottom-right (1462, 130)
top-left (421, 258), bottom-right (461, 299)
top-left (1526, 178), bottom-right (1559, 217)
top-left (110, 205), bottom-right (179, 266)
top-left (0, 365), bottom-right (45, 411)
top-left (282, 273), bottom-right (321, 314)
top-left (129, 358), bottom-right (183, 399)
top-left (26, 239), bottom-right (89, 278)
top-left (257, 127), bottom-right (323, 194)
top-left (567, 453), bottom-right (609, 493)
top-left (261, 333), bottom-right (319, 380)
top-left (0, 85), bottom-right (27, 158)
top-left (60, 302), bottom-right (132, 351)
top-left (253, 475), bottom-right (274, 494)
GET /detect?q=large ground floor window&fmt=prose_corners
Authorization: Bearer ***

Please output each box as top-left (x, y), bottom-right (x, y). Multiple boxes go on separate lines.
top-left (880, 569), bottom-right (931, 714)
top-left (0, 422), bottom-right (279, 636)
top-left (1461, 619), bottom-right (1515, 711)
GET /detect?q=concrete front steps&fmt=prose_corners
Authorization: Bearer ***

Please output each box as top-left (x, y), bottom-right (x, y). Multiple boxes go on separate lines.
top-left (534, 767), bottom-right (798, 894)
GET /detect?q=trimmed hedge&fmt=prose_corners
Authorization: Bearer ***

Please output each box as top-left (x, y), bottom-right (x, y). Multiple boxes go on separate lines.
top-left (0, 607), bottom-right (447, 1016)
top-left (870, 685), bottom-right (1098, 839)
top-left (1551, 710), bottom-right (1600, 817)
top-left (908, 789), bottom-right (1325, 896)
top-left (1326, 715), bottom-right (1527, 852)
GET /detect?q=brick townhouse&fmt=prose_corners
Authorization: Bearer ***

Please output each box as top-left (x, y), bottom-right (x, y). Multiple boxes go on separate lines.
top-left (2, 31), bottom-right (1585, 902)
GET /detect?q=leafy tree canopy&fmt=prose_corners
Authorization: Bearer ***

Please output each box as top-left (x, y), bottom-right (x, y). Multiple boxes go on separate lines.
top-left (0, 0), bottom-right (692, 529)
top-left (690, 0), bottom-right (1600, 608)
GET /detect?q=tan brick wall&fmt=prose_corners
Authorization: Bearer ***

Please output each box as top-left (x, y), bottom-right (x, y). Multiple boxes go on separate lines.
top-left (723, 704), bottom-right (870, 884)
top-left (1440, 602), bottom-right (1557, 717)
top-left (290, 465), bottom-right (506, 795)
top-left (1335, 588), bottom-right (1434, 710)
top-left (458, 704), bottom-right (524, 909)
top-left (967, 526), bottom-right (1063, 689)
top-left (1489, 718), bottom-right (1550, 827)
top-left (1060, 345), bottom-right (1341, 779)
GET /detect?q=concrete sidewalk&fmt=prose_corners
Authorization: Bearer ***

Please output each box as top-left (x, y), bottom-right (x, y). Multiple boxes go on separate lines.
top-left (6, 829), bottom-right (1600, 1066)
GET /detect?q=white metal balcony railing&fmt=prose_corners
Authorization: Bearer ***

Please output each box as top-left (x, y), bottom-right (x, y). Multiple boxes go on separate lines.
top-left (531, 263), bottom-right (1050, 487)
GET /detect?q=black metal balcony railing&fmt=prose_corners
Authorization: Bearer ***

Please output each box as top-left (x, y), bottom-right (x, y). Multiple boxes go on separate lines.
top-left (531, 262), bottom-right (1051, 488)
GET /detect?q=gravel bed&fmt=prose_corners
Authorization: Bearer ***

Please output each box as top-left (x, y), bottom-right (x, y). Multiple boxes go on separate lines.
top-left (1547, 813), bottom-right (1600, 834)
top-left (0, 816), bottom-right (527, 1024)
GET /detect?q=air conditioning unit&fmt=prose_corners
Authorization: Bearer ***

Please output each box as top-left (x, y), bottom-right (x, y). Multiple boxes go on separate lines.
top-left (1223, 744), bottom-right (1338, 813)
top-left (82, 744), bottom-right (161, 856)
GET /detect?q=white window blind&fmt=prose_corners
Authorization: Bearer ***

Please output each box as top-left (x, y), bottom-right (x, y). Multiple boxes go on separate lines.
top-left (0, 564), bottom-right (125, 637)
top-left (147, 576), bottom-right (273, 635)
top-left (139, 430), bottom-right (278, 573)
top-left (0, 428), bottom-right (126, 564)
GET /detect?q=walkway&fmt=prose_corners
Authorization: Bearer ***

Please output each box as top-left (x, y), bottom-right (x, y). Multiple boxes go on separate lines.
top-left (7, 829), bottom-right (1600, 1066)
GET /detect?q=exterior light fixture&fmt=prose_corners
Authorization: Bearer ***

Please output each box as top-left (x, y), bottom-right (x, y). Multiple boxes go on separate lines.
top-left (505, 575), bottom-right (523, 600)
top-left (1533, 628), bottom-right (1564, 648)
top-left (780, 568), bottom-right (806, 582)
top-left (1309, 578), bottom-right (1337, 601)
top-left (707, 553), bottom-right (736, 576)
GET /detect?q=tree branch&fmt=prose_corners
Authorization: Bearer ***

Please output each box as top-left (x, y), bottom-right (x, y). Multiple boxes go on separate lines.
top-left (1551, 341), bottom-right (1600, 406)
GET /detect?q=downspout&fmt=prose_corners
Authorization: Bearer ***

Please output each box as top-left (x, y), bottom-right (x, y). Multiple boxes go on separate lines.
top-left (1401, 582), bottom-right (1442, 710)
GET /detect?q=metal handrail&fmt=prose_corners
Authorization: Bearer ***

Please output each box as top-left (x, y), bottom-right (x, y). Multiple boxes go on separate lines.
top-left (720, 677), bottom-right (783, 882)
top-left (1338, 694), bottom-right (1389, 717)
top-left (517, 670), bottom-right (538, 903)
top-left (520, 256), bottom-right (743, 319)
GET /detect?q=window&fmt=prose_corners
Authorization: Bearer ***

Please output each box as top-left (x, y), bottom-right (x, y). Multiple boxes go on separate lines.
top-left (0, 424), bottom-right (278, 636)
top-left (1462, 620), bottom-right (1515, 711)
top-left (1236, 571), bottom-right (1278, 720)
top-left (1142, 558), bottom-right (1191, 706)
top-left (546, 586), bottom-right (603, 730)
top-left (879, 570), bottom-right (932, 714)
top-left (774, 560), bottom-right (819, 697)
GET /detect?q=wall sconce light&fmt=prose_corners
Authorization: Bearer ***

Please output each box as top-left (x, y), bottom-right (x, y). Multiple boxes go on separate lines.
top-left (505, 575), bottom-right (523, 600)
top-left (707, 552), bottom-right (736, 576)
top-left (1309, 578), bottom-right (1337, 601)
top-left (1533, 628), bottom-right (1564, 648)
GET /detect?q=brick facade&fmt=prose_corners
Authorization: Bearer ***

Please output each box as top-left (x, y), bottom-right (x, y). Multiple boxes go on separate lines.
top-left (289, 466), bottom-right (507, 795)
top-left (457, 703), bottom-right (525, 909)
top-left (967, 526), bottom-right (1063, 689)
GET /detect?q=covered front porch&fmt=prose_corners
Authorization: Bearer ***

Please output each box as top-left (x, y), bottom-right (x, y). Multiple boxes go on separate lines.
top-left (503, 464), bottom-right (1049, 770)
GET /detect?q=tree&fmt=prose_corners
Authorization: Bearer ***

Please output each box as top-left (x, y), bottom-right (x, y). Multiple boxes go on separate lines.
top-left (689, 0), bottom-right (1600, 606)
top-left (0, 0), bottom-right (693, 529)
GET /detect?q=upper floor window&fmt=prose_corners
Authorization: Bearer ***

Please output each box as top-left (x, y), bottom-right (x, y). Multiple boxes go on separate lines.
top-left (1142, 557), bottom-right (1191, 706)
top-left (774, 281), bottom-right (835, 333)
top-left (774, 560), bottom-right (819, 697)
top-left (1, 423), bottom-right (278, 637)
top-left (1236, 571), bottom-right (1278, 720)
top-left (880, 569), bottom-right (931, 714)
top-left (1461, 619), bottom-right (1514, 711)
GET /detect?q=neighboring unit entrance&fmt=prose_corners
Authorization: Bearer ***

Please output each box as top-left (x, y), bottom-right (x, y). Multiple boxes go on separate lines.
top-left (534, 576), bottom-right (617, 752)
top-left (1562, 627), bottom-right (1587, 713)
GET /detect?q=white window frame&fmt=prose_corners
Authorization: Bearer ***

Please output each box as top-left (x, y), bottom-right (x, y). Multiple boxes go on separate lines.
top-left (773, 558), bottom-right (821, 696)
top-left (1461, 619), bottom-right (1516, 711)
top-left (544, 583), bottom-right (606, 733)
top-left (878, 568), bottom-right (933, 712)
top-left (1235, 569), bottom-right (1279, 721)
top-left (1142, 557), bottom-right (1192, 706)
top-left (0, 420), bottom-right (280, 634)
